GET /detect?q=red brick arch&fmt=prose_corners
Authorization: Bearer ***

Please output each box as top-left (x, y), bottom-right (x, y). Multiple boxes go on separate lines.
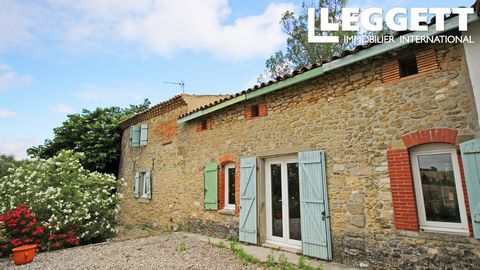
top-left (218, 155), bottom-right (240, 215)
top-left (401, 128), bottom-right (458, 148)
top-left (387, 128), bottom-right (466, 232)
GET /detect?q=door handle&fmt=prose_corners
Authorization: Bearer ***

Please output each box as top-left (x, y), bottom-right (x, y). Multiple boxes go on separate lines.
top-left (321, 211), bottom-right (330, 221)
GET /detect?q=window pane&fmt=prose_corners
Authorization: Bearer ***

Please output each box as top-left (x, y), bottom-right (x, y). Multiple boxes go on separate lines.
top-left (228, 167), bottom-right (235, 205)
top-left (418, 153), bottom-right (461, 223)
top-left (399, 57), bottom-right (418, 77)
top-left (287, 163), bottom-right (301, 241)
top-left (271, 164), bottom-right (283, 237)
top-left (139, 173), bottom-right (145, 196)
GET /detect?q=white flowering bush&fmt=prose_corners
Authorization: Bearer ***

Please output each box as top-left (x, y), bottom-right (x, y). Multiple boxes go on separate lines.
top-left (0, 150), bottom-right (122, 244)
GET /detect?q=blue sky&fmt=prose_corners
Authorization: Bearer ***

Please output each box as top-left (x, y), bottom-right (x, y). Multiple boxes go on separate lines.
top-left (0, 0), bottom-right (473, 159)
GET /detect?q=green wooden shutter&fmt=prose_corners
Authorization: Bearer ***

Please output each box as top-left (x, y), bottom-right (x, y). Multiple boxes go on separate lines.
top-left (299, 150), bottom-right (332, 260)
top-left (145, 171), bottom-right (152, 199)
top-left (204, 163), bottom-right (218, 210)
top-left (140, 124), bottom-right (148, 146)
top-left (134, 172), bottom-right (140, 198)
top-left (460, 139), bottom-right (480, 238)
top-left (131, 126), bottom-right (141, 147)
top-left (239, 157), bottom-right (257, 244)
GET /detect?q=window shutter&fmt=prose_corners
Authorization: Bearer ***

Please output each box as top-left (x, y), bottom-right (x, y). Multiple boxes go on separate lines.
top-left (140, 124), bottom-right (148, 146)
top-left (145, 171), bottom-right (152, 199)
top-left (416, 49), bottom-right (439, 74)
top-left (204, 163), bottom-right (218, 210)
top-left (134, 172), bottom-right (140, 198)
top-left (299, 150), bottom-right (332, 260)
top-left (382, 60), bottom-right (400, 83)
top-left (460, 139), bottom-right (480, 239)
top-left (239, 157), bottom-right (257, 244)
top-left (131, 126), bottom-right (141, 147)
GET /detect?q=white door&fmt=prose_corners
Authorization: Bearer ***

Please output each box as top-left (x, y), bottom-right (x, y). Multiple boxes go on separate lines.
top-left (265, 156), bottom-right (302, 249)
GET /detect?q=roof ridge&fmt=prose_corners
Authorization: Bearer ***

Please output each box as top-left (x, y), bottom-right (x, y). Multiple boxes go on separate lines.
top-left (178, 4), bottom-right (479, 119)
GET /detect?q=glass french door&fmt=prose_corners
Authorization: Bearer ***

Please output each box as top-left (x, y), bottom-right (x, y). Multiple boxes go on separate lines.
top-left (265, 157), bottom-right (301, 248)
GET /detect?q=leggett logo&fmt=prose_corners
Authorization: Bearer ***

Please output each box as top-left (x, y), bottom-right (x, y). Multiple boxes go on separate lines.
top-left (308, 7), bottom-right (475, 44)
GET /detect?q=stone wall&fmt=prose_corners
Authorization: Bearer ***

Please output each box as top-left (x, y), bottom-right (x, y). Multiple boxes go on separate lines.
top-left (118, 42), bottom-right (480, 269)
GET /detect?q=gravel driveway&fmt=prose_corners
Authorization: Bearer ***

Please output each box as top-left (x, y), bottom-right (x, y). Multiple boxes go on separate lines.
top-left (0, 234), bottom-right (264, 270)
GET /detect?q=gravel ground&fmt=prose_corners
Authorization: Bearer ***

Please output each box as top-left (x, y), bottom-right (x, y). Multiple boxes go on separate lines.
top-left (0, 234), bottom-right (264, 270)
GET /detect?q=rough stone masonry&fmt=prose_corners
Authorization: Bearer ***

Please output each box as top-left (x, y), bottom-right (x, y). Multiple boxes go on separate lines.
top-left (118, 41), bottom-right (480, 269)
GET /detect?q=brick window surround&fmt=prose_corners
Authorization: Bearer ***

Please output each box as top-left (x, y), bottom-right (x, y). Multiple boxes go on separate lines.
top-left (196, 118), bottom-right (212, 132)
top-left (157, 119), bottom-right (177, 145)
top-left (218, 155), bottom-right (240, 216)
top-left (387, 128), bottom-right (472, 233)
top-left (382, 49), bottom-right (439, 83)
top-left (244, 102), bottom-right (267, 120)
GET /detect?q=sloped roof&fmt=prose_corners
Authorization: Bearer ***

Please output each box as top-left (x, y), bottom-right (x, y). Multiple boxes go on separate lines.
top-left (118, 94), bottom-right (228, 129)
top-left (179, 2), bottom-right (479, 120)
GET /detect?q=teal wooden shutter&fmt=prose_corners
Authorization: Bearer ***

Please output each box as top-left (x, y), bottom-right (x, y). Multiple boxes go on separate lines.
top-left (134, 172), bottom-right (140, 198)
top-left (145, 171), bottom-right (152, 199)
top-left (204, 163), bottom-right (218, 210)
top-left (140, 124), bottom-right (148, 146)
top-left (299, 150), bottom-right (332, 260)
top-left (239, 157), bottom-right (257, 244)
top-left (131, 126), bottom-right (141, 147)
top-left (460, 139), bottom-right (480, 239)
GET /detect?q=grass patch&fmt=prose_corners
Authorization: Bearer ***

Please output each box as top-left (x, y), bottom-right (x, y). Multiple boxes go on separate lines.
top-left (297, 256), bottom-right (321, 270)
top-left (210, 240), bottom-right (322, 270)
top-left (267, 254), bottom-right (276, 268)
top-left (175, 241), bottom-right (187, 251)
top-left (229, 241), bottom-right (260, 264)
top-left (139, 223), bottom-right (155, 231)
top-left (217, 241), bottom-right (226, 249)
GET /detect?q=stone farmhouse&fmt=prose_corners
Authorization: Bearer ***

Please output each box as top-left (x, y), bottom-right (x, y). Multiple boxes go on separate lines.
top-left (117, 9), bottom-right (480, 269)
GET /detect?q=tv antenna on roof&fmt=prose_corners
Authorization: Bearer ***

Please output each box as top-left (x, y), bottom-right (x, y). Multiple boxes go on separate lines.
top-left (164, 80), bottom-right (185, 94)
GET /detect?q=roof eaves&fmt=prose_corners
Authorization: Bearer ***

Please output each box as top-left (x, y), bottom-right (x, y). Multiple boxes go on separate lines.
top-left (119, 94), bottom-right (186, 129)
top-left (178, 11), bottom-right (479, 123)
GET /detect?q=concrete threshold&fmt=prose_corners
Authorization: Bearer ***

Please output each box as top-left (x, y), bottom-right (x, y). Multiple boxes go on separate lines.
top-left (177, 232), bottom-right (359, 270)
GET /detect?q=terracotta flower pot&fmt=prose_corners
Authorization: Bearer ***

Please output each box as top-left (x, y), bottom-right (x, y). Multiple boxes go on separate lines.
top-left (10, 244), bottom-right (39, 265)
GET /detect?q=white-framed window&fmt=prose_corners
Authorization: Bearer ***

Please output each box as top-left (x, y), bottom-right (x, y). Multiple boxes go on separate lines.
top-left (224, 163), bottom-right (236, 210)
top-left (134, 171), bottom-right (151, 199)
top-left (410, 143), bottom-right (469, 234)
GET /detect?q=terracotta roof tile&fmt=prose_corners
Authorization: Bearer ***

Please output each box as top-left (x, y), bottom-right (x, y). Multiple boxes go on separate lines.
top-left (179, 6), bottom-right (478, 119)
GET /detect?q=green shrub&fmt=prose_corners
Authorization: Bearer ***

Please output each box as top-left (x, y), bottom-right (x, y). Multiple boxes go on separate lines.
top-left (0, 150), bottom-right (122, 245)
top-left (176, 241), bottom-right (187, 251)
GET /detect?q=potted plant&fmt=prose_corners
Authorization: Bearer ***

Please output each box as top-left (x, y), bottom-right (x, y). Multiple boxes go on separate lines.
top-left (10, 244), bottom-right (39, 265)
top-left (0, 204), bottom-right (43, 265)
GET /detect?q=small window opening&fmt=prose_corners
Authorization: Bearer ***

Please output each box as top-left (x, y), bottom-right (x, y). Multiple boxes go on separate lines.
top-left (200, 119), bottom-right (208, 130)
top-left (399, 56), bottom-right (418, 78)
top-left (251, 105), bottom-right (260, 117)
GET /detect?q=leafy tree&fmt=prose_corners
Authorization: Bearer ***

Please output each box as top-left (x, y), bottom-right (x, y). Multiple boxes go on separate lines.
top-left (0, 155), bottom-right (28, 179)
top-left (258, 0), bottom-right (355, 81)
top-left (259, 0), bottom-right (397, 82)
top-left (27, 99), bottom-right (150, 175)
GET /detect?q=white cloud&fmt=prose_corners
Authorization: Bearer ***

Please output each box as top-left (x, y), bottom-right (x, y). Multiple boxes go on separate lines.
top-left (116, 1), bottom-right (295, 60)
top-left (50, 104), bottom-right (75, 115)
top-left (73, 83), bottom-right (147, 102)
top-left (72, 83), bottom-right (173, 108)
top-left (0, 63), bottom-right (33, 93)
top-left (0, 108), bottom-right (18, 118)
top-left (0, 0), bottom-right (41, 52)
top-left (2, 0), bottom-right (296, 61)
top-left (0, 136), bottom-right (38, 160)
